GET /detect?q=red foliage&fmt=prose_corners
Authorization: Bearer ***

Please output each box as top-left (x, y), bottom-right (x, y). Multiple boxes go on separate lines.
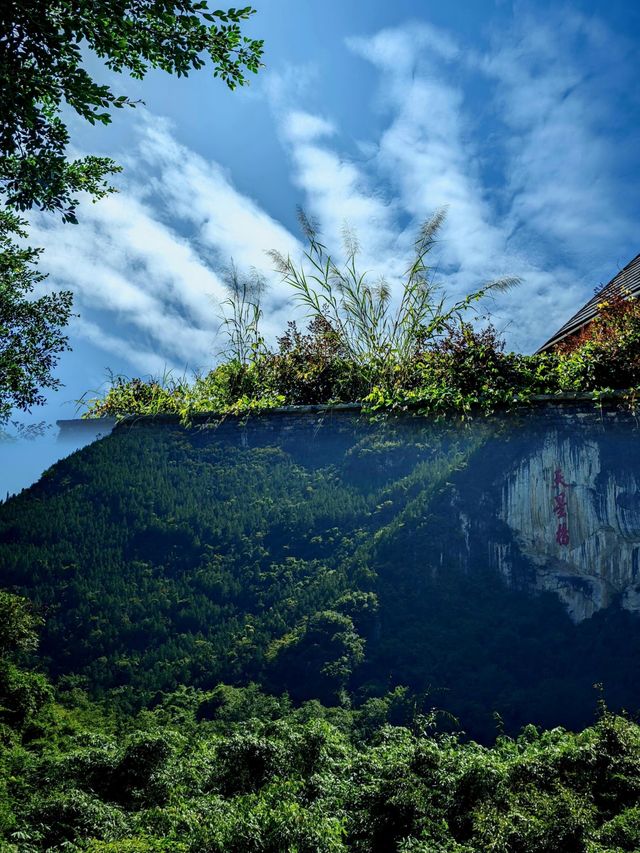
top-left (557, 291), bottom-right (640, 354)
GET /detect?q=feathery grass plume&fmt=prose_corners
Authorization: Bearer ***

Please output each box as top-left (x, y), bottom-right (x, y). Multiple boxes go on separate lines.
top-left (219, 262), bottom-right (267, 365)
top-left (269, 206), bottom-right (521, 389)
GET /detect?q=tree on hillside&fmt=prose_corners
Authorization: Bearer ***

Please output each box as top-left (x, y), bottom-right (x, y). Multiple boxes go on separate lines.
top-left (0, 1), bottom-right (264, 421)
top-left (0, 210), bottom-right (73, 422)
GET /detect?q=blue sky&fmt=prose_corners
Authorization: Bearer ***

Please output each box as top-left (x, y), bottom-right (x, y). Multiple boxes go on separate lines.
top-left (2, 0), bottom-right (640, 494)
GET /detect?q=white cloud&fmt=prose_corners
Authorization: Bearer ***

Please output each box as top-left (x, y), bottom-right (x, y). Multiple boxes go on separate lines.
top-left (260, 63), bottom-right (319, 111)
top-left (133, 116), bottom-right (304, 340)
top-left (71, 317), bottom-right (181, 377)
top-left (338, 15), bottom-right (637, 352)
top-left (30, 191), bottom-right (222, 369)
top-left (30, 114), bottom-right (305, 372)
top-left (137, 116), bottom-right (298, 269)
top-left (282, 124), bottom-right (400, 270)
top-left (343, 23), bottom-right (548, 347)
top-left (347, 21), bottom-right (459, 71)
top-left (284, 111), bottom-right (336, 143)
top-left (482, 10), bottom-right (635, 260)
top-left (28, 9), bottom-right (639, 376)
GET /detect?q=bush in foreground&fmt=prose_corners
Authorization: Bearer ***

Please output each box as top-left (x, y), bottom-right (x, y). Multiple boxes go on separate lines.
top-left (4, 673), bottom-right (640, 852)
top-left (81, 299), bottom-right (640, 420)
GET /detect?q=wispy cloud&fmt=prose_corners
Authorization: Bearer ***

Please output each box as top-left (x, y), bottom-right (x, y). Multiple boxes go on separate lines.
top-left (340, 13), bottom-right (637, 350)
top-left (72, 316), bottom-right (178, 376)
top-left (342, 21), bottom-right (545, 346)
top-left (482, 10), bottom-right (636, 263)
top-left (348, 21), bottom-right (507, 277)
top-left (279, 108), bottom-right (402, 272)
top-left (136, 116), bottom-right (299, 275)
top-left (30, 115), bottom-right (302, 373)
top-left (30, 189), bottom-right (222, 374)
top-left (347, 21), bottom-right (460, 70)
top-left (29, 8), bottom-right (640, 373)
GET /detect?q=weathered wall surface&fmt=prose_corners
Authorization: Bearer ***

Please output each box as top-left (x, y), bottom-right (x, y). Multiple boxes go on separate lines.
top-left (59, 401), bottom-right (640, 621)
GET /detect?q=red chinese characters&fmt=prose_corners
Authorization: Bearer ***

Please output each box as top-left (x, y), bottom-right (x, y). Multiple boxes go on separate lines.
top-left (553, 467), bottom-right (570, 546)
top-left (553, 492), bottom-right (567, 518)
top-left (556, 522), bottom-right (570, 546)
top-left (553, 468), bottom-right (567, 488)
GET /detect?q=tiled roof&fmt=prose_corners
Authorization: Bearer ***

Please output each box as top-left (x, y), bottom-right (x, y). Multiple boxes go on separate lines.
top-left (536, 253), bottom-right (640, 353)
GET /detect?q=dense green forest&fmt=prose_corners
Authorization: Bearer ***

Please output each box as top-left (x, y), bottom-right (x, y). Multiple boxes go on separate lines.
top-left (3, 0), bottom-right (640, 848)
top-left (3, 575), bottom-right (640, 851)
top-left (3, 632), bottom-right (640, 852)
top-left (2, 416), bottom-right (640, 739)
top-left (3, 415), bottom-right (640, 849)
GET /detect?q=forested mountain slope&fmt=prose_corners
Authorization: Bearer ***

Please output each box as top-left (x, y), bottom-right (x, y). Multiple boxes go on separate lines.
top-left (2, 412), bottom-right (640, 740)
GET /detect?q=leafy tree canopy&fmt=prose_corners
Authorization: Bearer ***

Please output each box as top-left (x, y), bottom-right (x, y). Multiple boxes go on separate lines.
top-left (0, 588), bottom-right (41, 655)
top-left (0, 210), bottom-right (73, 421)
top-left (0, 1), bottom-right (263, 421)
top-left (0, 0), bottom-right (263, 222)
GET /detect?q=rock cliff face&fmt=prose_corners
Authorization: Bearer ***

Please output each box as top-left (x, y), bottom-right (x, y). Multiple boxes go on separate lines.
top-left (426, 409), bottom-right (640, 622)
top-left (493, 430), bottom-right (640, 621)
